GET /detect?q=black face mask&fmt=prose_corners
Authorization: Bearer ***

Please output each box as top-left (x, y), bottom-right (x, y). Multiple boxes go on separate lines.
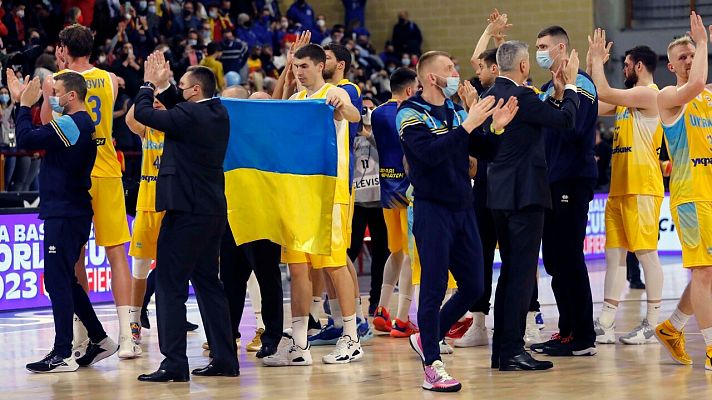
top-left (183, 10), bottom-right (192, 17)
top-left (177, 86), bottom-right (185, 99)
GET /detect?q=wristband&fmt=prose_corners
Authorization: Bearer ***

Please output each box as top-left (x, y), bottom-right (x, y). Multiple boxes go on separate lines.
top-left (490, 124), bottom-right (505, 135)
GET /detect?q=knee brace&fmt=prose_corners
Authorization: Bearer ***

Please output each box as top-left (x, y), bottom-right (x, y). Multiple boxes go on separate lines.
top-left (132, 257), bottom-right (153, 279)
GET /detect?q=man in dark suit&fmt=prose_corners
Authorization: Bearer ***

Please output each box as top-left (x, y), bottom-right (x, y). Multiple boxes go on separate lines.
top-left (134, 52), bottom-right (239, 382)
top-left (481, 40), bottom-right (580, 371)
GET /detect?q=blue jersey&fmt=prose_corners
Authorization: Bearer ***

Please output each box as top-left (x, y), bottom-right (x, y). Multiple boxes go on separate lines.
top-left (338, 79), bottom-right (362, 189)
top-left (372, 99), bottom-right (409, 208)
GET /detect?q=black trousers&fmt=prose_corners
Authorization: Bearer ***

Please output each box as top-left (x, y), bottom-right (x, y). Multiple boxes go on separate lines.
top-left (470, 189), bottom-right (496, 314)
top-left (155, 211), bottom-right (238, 375)
top-left (541, 179), bottom-right (595, 345)
top-left (44, 216), bottom-right (107, 358)
top-left (492, 207), bottom-right (545, 362)
top-left (219, 224), bottom-right (283, 349)
top-left (347, 204), bottom-right (389, 310)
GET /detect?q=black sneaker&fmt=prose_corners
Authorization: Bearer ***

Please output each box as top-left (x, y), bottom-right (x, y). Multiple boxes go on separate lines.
top-left (544, 339), bottom-right (597, 357)
top-left (141, 309), bottom-right (151, 329)
top-left (308, 314), bottom-right (322, 336)
top-left (26, 350), bottom-right (79, 373)
top-left (530, 333), bottom-right (564, 353)
top-left (77, 337), bottom-right (119, 367)
top-left (186, 321), bottom-right (199, 331)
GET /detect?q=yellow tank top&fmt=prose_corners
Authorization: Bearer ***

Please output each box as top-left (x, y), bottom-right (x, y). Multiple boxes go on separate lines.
top-left (295, 83), bottom-right (350, 204)
top-left (54, 68), bottom-right (120, 178)
top-left (609, 84), bottom-right (664, 197)
top-left (136, 127), bottom-right (165, 212)
top-left (662, 88), bottom-right (712, 206)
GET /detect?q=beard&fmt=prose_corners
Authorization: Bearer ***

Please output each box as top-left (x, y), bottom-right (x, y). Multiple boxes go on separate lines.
top-left (322, 67), bottom-right (335, 80)
top-left (624, 70), bottom-right (638, 88)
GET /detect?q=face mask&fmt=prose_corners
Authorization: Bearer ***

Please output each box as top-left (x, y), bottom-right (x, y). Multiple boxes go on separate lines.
top-left (188, 39), bottom-right (198, 46)
top-left (0, 94), bottom-right (9, 104)
top-left (148, 5), bottom-right (156, 13)
top-left (362, 107), bottom-right (372, 125)
top-left (16, 10), bottom-right (24, 18)
top-left (209, 11), bottom-right (218, 19)
top-left (49, 94), bottom-right (67, 113)
top-left (98, 55), bottom-right (107, 63)
top-left (203, 31), bottom-right (211, 41)
top-left (139, 1), bottom-right (147, 10)
top-left (281, 21), bottom-right (288, 29)
top-left (317, 19), bottom-right (325, 28)
top-left (536, 50), bottom-right (554, 70)
top-left (436, 75), bottom-right (459, 98)
top-left (401, 58), bottom-right (410, 67)
top-left (183, 9), bottom-right (192, 17)
top-left (125, 13), bottom-right (132, 20)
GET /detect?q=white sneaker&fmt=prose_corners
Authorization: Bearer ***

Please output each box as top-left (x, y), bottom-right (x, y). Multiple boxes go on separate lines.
top-left (454, 324), bottom-right (488, 348)
top-left (322, 335), bottom-right (364, 364)
top-left (594, 318), bottom-right (616, 344)
top-left (118, 335), bottom-right (143, 359)
top-left (619, 319), bottom-right (656, 345)
top-left (72, 338), bottom-right (89, 360)
top-left (263, 336), bottom-right (313, 367)
top-left (72, 315), bottom-right (89, 359)
top-left (524, 324), bottom-right (544, 345)
top-left (439, 340), bottom-right (454, 354)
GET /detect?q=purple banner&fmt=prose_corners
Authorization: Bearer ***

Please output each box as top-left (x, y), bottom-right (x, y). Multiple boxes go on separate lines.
top-left (0, 212), bottom-right (134, 311)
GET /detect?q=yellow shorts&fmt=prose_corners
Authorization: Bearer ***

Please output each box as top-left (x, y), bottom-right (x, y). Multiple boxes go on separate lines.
top-left (671, 201), bottom-right (712, 268)
top-left (605, 195), bottom-right (662, 252)
top-left (406, 205), bottom-right (456, 288)
top-left (383, 207), bottom-right (409, 254)
top-left (129, 210), bottom-right (165, 260)
top-left (281, 203), bottom-right (351, 269)
top-left (89, 176), bottom-right (131, 247)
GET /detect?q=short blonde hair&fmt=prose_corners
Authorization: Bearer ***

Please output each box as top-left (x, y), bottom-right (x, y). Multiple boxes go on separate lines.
top-left (416, 51), bottom-right (451, 79)
top-left (667, 36), bottom-right (695, 60)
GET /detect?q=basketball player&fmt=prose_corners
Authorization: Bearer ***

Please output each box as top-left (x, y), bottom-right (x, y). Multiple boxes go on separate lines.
top-left (40, 24), bottom-right (137, 359)
top-left (307, 43), bottom-right (371, 346)
top-left (264, 44), bottom-right (362, 366)
top-left (370, 67), bottom-right (420, 338)
top-left (125, 98), bottom-right (166, 351)
top-left (587, 30), bottom-right (665, 347)
top-left (655, 12), bottom-right (712, 371)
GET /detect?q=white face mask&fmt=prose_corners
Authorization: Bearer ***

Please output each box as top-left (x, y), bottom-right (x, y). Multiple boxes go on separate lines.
top-left (317, 19), bottom-right (325, 28)
top-left (16, 10), bottom-right (24, 19)
top-left (209, 11), bottom-right (218, 19)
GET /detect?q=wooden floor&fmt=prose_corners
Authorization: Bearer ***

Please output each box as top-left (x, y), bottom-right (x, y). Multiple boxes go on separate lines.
top-left (2, 258), bottom-right (712, 399)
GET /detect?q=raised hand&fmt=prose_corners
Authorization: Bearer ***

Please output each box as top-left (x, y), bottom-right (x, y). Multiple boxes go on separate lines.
top-left (457, 80), bottom-right (478, 109)
top-left (689, 11), bottom-right (707, 44)
top-left (564, 49), bottom-right (580, 85)
top-left (466, 95), bottom-right (498, 129)
top-left (20, 77), bottom-right (42, 107)
top-left (6, 68), bottom-right (29, 102)
top-left (486, 9), bottom-right (512, 42)
top-left (587, 28), bottom-right (613, 64)
top-left (287, 30), bottom-right (312, 64)
top-left (491, 96), bottom-right (519, 131)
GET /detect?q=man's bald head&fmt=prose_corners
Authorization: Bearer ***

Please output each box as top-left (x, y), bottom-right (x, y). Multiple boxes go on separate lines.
top-left (222, 85), bottom-right (249, 99)
top-left (249, 91), bottom-right (271, 100)
top-left (416, 51), bottom-right (452, 82)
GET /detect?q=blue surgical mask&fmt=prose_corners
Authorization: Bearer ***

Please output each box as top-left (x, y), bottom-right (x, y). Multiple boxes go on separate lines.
top-left (0, 94), bottom-right (9, 104)
top-left (49, 95), bottom-right (65, 113)
top-left (536, 50), bottom-right (554, 70)
top-left (436, 75), bottom-right (459, 98)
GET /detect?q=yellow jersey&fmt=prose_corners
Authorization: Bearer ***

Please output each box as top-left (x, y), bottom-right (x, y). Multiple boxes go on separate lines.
top-left (661, 88), bottom-right (712, 207)
top-left (54, 68), bottom-right (120, 178)
top-left (295, 83), bottom-right (350, 204)
top-left (136, 127), bottom-right (165, 212)
top-left (609, 84), bottom-right (664, 197)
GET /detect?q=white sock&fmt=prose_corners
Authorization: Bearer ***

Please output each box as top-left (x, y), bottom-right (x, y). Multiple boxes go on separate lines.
top-left (73, 314), bottom-right (88, 345)
top-left (636, 250), bottom-right (664, 306)
top-left (701, 327), bottom-right (712, 347)
top-left (310, 296), bottom-right (323, 319)
top-left (117, 306), bottom-right (132, 342)
top-left (378, 252), bottom-right (403, 309)
top-left (413, 285), bottom-right (420, 310)
top-left (396, 292), bottom-right (412, 321)
top-left (342, 313), bottom-right (358, 341)
top-left (329, 299), bottom-right (342, 328)
top-left (670, 307), bottom-right (692, 331)
top-left (255, 311), bottom-right (265, 331)
top-left (646, 302), bottom-right (661, 327)
top-left (395, 260), bottom-right (413, 321)
top-left (474, 312), bottom-right (486, 328)
top-left (599, 302), bottom-right (618, 328)
top-left (129, 306), bottom-right (141, 325)
top-left (604, 248), bottom-right (627, 301)
top-left (355, 297), bottom-right (365, 321)
top-left (247, 272), bottom-right (262, 324)
top-left (292, 316), bottom-right (309, 348)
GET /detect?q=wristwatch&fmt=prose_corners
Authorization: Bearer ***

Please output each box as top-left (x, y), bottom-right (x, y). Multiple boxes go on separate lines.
top-left (141, 81), bottom-right (157, 91)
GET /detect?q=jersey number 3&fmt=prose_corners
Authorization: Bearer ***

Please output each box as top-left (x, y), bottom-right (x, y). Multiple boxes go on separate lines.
top-left (87, 96), bottom-right (102, 126)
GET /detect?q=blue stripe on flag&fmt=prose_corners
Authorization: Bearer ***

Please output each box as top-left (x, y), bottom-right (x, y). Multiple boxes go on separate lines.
top-left (222, 98), bottom-right (338, 176)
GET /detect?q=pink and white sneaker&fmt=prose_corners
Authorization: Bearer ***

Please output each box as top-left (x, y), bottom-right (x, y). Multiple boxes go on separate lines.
top-left (409, 333), bottom-right (426, 365)
top-left (423, 360), bottom-right (462, 392)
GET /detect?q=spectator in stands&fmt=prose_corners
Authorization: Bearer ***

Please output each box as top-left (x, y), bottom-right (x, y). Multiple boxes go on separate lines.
top-left (254, 7), bottom-right (275, 46)
top-left (391, 11), bottom-right (422, 57)
top-left (221, 30), bottom-right (249, 75)
top-left (112, 42), bottom-right (143, 98)
top-left (347, 18), bottom-right (370, 39)
top-left (145, 1), bottom-right (161, 36)
top-left (236, 13), bottom-right (260, 49)
top-left (343, 0), bottom-right (367, 27)
top-left (207, 4), bottom-right (232, 43)
top-left (62, 0), bottom-right (95, 26)
top-left (64, 7), bottom-right (83, 28)
top-left (380, 41), bottom-right (398, 66)
top-left (287, 0), bottom-right (316, 31)
top-left (257, 0), bottom-right (281, 18)
top-left (112, 77), bottom-right (135, 152)
top-left (272, 16), bottom-right (291, 50)
top-left (3, 2), bottom-right (26, 49)
top-left (247, 44), bottom-right (265, 92)
top-left (171, 0), bottom-right (202, 36)
top-left (1, 85), bottom-right (15, 191)
top-left (33, 53), bottom-right (57, 83)
top-left (201, 42), bottom-right (227, 90)
top-left (321, 24), bottom-right (345, 46)
top-left (312, 14), bottom-right (329, 44)
top-left (260, 45), bottom-right (279, 78)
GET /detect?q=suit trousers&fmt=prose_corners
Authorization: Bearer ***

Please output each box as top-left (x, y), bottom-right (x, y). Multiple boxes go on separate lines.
top-left (155, 211), bottom-right (238, 375)
top-left (347, 204), bottom-right (389, 310)
top-left (491, 207), bottom-right (545, 362)
top-left (470, 189), bottom-right (496, 314)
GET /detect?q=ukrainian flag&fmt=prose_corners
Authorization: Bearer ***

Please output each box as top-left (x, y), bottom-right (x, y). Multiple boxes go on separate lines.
top-left (222, 98), bottom-right (338, 255)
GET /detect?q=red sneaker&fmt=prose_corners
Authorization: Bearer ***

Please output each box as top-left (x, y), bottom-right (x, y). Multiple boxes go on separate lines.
top-left (390, 318), bottom-right (419, 338)
top-left (373, 306), bottom-right (392, 333)
top-left (446, 317), bottom-right (473, 339)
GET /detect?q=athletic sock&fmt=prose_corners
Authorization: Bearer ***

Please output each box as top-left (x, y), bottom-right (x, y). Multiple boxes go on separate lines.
top-left (73, 314), bottom-right (88, 345)
top-left (396, 292), bottom-right (412, 321)
top-left (355, 297), bottom-right (365, 321)
top-left (310, 296), bottom-right (323, 319)
top-left (117, 306), bottom-right (132, 342)
top-left (129, 306), bottom-right (141, 325)
top-left (343, 314), bottom-right (358, 340)
top-left (701, 327), bottom-right (712, 347)
top-left (599, 302), bottom-right (618, 328)
top-left (646, 302), bottom-right (661, 327)
top-left (670, 307), bottom-right (692, 331)
top-left (255, 311), bottom-right (265, 331)
top-left (329, 299), bottom-right (343, 328)
top-left (473, 312), bottom-right (486, 328)
top-left (292, 317), bottom-right (309, 348)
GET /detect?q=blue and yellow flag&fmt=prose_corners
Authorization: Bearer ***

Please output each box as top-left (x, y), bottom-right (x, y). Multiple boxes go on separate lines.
top-left (222, 98), bottom-right (338, 255)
